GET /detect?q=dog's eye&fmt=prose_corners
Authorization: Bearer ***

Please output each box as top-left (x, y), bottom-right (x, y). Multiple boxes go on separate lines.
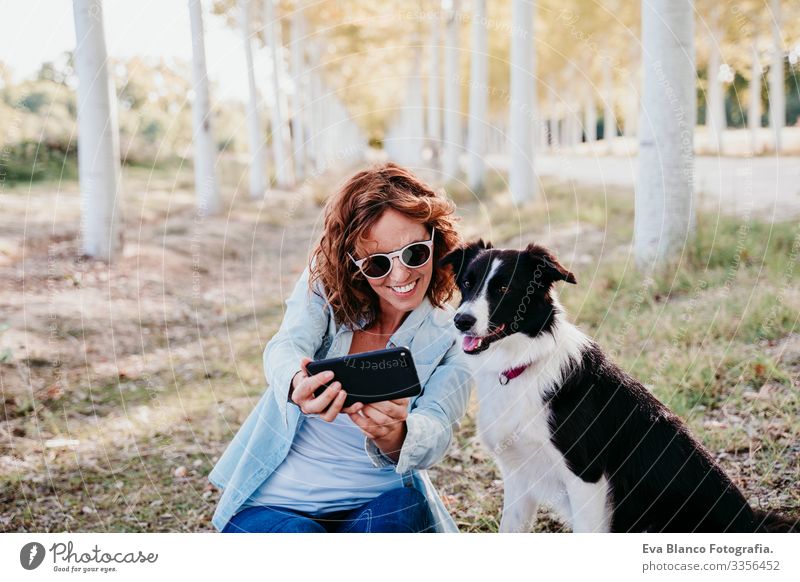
top-left (463, 279), bottom-right (471, 288)
top-left (498, 286), bottom-right (508, 294)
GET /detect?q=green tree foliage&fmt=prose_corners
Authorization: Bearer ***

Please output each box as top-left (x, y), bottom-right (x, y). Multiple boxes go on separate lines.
top-left (1, 52), bottom-right (249, 184)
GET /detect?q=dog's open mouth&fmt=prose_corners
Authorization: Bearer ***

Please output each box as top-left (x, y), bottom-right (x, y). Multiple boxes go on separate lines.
top-left (462, 323), bottom-right (506, 354)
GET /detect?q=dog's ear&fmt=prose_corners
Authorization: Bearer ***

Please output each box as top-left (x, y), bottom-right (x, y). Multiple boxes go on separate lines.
top-left (525, 243), bottom-right (577, 285)
top-left (439, 239), bottom-right (489, 276)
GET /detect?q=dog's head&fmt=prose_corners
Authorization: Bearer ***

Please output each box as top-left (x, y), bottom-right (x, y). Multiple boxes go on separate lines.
top-left (439, 240), bottom-right (576, 355)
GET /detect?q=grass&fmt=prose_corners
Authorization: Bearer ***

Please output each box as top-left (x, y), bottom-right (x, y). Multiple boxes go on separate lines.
top-left (1, 165), bottom-right (798, 532)
top-left (429, 180), bottom-right (799, 531)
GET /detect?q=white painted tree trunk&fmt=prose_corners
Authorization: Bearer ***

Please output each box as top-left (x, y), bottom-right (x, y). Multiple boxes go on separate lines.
top-left (410, 45), bottom-right (426, 166)
top-left (547, 76), bottom-right (558, 149)
top-left (309, 42), bottom-right (327, 173)
top-left (72, 0), bottom-right (123, 261)
top-left (622, 88), bottom-right (639, 138)
top-left (624, 47), bottom-right (639, 139)
top-left (290, 7), bottom-right (307, 181)
top-left (188, 0), bottom-right (219, 216)
top-left (623, 93), bottom-right (638, 138)
top-left (264, 0), bottom-right (292, 187)
top-left (239, 0), bottom-right (266, 199)
top-left (467, 0), bottom-right (487, 193)
top-left (584, 92), bottom-right (597, 143)
top-left (427, 13), bottom-right (442, 161)
top-left (749, 41), bottom-right (762, 154)
top-left (706, 6), bottom-right (725, 154)
top-left (602, 56), bottom-right (616, 142)
top-left (508, 0), bottom-right (535, 203)
top-left (559, 114), bottom-right (568, 148)
top-left (769, 0), bottom-right (784, 153)
top-left (538, 117), bottom-right (548, 152)
top-left (563, 102), bottom-right (574, 148)
top-left (570, 101), bottom-right (582, 146)
top-left (635, 0), bottom-right (696, 271)
top-left (442, 0), bottom-right (461, 179)
top-left (392, 45), bottom-right (426, 167)
top-left (530, 1), bottom-right (541, 153)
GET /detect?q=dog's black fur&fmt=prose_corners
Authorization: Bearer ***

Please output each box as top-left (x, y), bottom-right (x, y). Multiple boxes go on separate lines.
top-left (441, 240), bottom-right (798, 533)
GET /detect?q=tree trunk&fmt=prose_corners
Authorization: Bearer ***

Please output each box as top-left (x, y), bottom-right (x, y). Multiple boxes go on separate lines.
top-left (427, 12), bottom-right (442, 162)
top-left (264, 0), bottom-right (292, 187)
top-left (748, 41), bottom-right (762, 154)
top-left (602, 56), bottom-right (616, 142)
top-left (623, 94), bottom-right (638, 139)
top-left (547, 76), bottom-right (558, 149)
top-left (530, 1), bottom-right (541, 153)
top-left (769, 0), bottom-right (784, 153)
top-left (538, 117), bottom-right (549, 152)
top-left (443, 0), bottom-right (462, 179)
top-left (635, 0), bottom-right (696, 271)
top-left (392, 44), bottom-right (426, 167)
top-left (239, 0), bottom-right (266, 199)
top-left (564, 103), bottom-right (574, 148)
top-left (467, 0), bottom-right (488, 193)
top-left (584, 92), bottom-right (597, 143)
top-left (72, 0), bottom-right (123, 260)
top-left (623, 46), bottom-right (639, 139)
top-left (571, 101), bottom-right (582, 146)
top-left (188, 0), bottom-right (219, 216)
top-left (508, 0), bottom-right (535, 203)
top-left (706, 5), bottom-right (724, 153)
top-left (290, 7), bottom-right (307, 181)
top-left (309, 42), bottom-right (330, 173)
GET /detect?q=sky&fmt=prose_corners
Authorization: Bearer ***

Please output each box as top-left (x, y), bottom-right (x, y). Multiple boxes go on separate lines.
top-left (0, 0), bottom-right (271, 102)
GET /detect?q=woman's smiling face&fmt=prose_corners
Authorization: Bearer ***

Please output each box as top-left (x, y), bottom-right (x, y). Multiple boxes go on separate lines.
top-left (354, 208), bottom-right (432, 316)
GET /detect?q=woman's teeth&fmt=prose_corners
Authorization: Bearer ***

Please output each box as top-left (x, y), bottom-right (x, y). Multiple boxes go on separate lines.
top-left (389, 279), bottom-right (418, 295)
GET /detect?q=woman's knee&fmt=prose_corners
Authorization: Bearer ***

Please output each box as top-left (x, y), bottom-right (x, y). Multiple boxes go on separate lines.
top-left (380, 486), bottom-right (427, 509)
top-left (370, 487), bottom-right (432, 532)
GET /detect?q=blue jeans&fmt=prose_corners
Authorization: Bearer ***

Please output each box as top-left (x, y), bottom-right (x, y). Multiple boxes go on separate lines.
top-left (222, 486), bottom-right (433, 533)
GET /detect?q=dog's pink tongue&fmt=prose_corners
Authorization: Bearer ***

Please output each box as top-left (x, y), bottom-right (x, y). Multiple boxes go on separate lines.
top-left (463, 335), bottom-right (481, 352)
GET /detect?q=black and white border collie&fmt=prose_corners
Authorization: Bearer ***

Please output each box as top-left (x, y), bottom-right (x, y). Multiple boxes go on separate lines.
top-left (440, 239), bottom-right (797, 533)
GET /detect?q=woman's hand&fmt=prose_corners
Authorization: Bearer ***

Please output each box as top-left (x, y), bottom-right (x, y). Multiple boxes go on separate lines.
top-left (290, 356), bottom-right (362, 421)
top-left (346, 398), bottom-right (410, 463)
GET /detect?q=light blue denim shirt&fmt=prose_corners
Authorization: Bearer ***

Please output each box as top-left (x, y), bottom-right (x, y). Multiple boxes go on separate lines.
top-left (208, 262), bottom-right (474, 532)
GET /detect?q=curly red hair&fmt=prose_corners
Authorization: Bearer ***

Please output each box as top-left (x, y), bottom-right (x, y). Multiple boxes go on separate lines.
top-left (308, 162), bottom-right (463, 330)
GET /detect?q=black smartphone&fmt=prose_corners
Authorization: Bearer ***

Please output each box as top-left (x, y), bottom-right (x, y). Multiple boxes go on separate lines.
top-left (306, 346), bottom-right (422, 409)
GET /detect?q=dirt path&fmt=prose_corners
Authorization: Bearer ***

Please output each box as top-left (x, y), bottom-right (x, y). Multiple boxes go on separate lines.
top-left (486, 153), bottom-right (800, 221)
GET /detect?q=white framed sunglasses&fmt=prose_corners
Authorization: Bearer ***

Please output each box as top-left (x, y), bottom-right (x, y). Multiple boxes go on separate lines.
top-left (347, 227), bottom-right (436, 279)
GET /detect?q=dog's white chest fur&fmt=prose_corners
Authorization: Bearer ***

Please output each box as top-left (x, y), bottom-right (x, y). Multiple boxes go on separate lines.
top-left (477, 373), bottom-right (573, 527)
top-left (470, 317), bottom-right (613, 533)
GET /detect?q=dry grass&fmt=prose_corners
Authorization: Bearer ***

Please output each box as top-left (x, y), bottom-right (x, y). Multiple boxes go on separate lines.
top-left (1, 164), bottom-right (797, 532)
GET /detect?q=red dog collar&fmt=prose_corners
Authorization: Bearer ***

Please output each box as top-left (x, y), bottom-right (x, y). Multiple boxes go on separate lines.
top-left (499, 362), bottom-right (531, 385)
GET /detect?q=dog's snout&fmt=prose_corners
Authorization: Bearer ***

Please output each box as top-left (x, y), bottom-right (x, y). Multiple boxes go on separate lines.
top-left (454, 312), bottom-right (477, 332)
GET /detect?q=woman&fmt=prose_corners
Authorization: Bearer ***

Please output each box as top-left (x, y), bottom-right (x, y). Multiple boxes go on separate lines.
top-left (208, 163), bottom-right (474, 532)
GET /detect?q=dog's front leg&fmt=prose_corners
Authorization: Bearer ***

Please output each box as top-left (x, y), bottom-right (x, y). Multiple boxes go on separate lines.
top-left (565, 475), bottom-right (612, 533)
top-left (499, 482), bottom-right (539, 533)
